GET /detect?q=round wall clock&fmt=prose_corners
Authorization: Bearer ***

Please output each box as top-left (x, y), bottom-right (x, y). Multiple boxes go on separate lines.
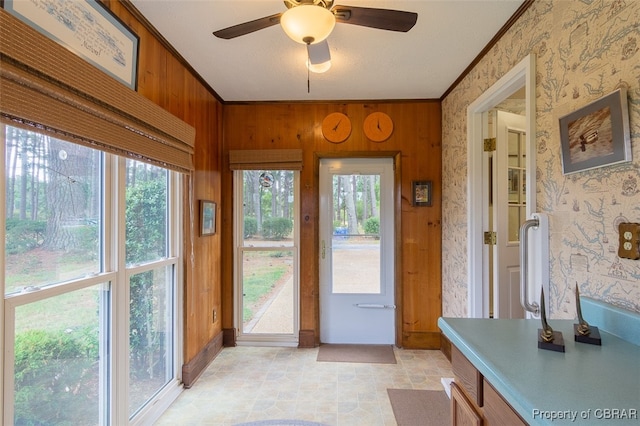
top-left (322, 112), bottom-right (352, 143)
top-left (363, 112), bottom-right (393, 142)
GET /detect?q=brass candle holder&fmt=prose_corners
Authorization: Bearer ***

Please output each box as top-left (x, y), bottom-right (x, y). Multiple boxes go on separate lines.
top-left (538, 288), bottom-right (565, 352)
top-left (573, 283), bottom-right (601, 345)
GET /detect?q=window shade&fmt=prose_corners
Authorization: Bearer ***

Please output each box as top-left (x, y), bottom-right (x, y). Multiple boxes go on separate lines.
top-left (229, 149), bottom-right (303, 170)
top-left (0, 9), bottom-right (195, 173)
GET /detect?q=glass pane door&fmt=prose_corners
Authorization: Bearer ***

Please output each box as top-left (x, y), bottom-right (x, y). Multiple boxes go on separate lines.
top-left (236, 170), bottom-right (298, 342)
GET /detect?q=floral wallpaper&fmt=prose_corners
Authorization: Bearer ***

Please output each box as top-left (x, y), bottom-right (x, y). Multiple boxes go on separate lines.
top-left (442, 0), bottom-right (640, 318)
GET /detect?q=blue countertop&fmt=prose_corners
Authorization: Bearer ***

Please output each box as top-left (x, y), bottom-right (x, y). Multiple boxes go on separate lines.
top-left (439, 304), bottom-right (640, 425)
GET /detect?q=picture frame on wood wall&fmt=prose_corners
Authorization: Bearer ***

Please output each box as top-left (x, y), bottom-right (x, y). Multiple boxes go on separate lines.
top-left (412, 180), bottom-right (432, 207)
top-left (200, 200), bottom-right (216, 236)
top-left (3, 0), bottom-right (140, 89)
top-left (559, 88), bottom-right (631, 175)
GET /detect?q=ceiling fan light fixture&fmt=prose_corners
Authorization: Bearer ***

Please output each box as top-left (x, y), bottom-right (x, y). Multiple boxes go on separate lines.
top-left (307, 58), bottom-right (331, 73)
top-left (280, 4), bottom-right (336, 44)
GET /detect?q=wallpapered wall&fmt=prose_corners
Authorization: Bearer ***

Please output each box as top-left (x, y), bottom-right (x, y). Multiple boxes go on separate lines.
top-left (442, 0), bottom-right (640, 318)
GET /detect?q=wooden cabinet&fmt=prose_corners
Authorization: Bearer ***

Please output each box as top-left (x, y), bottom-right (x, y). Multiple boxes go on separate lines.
top-left (451, 345), bottom-right (527, 425)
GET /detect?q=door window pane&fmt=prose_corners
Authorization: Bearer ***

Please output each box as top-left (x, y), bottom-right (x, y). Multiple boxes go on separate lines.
top-left (129, 265), bottom-right (174, 416)
top-left (507, 129), bottom-right (526, 244)
top-left (4, 127), bottom-right (102, 295)
top-left (332, 174), bottom-right (381, 294)
top-left (125, 160), bottom-right (168, 266)
top-left (242, 170), bottom-right (295, 247)
top-left (14, 283), bottom-right (109, 425)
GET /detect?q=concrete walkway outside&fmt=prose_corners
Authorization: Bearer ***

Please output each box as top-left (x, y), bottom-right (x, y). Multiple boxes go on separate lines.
top-left (245, 276), bottom-right (293, 334)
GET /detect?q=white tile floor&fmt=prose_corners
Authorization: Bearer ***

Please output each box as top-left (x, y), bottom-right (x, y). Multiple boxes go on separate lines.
top-left (155, 346), bottom-right (453, 426)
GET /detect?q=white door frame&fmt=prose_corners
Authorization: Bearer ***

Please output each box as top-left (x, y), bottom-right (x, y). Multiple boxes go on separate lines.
top-left (467, 54), bottom-right (537, 318)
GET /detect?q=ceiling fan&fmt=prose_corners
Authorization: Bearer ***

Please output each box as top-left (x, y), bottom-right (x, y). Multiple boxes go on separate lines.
top-left (213, 0), bottom-right (418, 45)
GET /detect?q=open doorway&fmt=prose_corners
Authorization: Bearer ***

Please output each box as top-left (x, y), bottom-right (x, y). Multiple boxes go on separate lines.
top-left (486, 109), bottom-right (527, 318)
top-left (467, 54), bottom-right (537, 318)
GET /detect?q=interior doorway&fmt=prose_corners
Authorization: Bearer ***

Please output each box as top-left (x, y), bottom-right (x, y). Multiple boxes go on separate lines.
top-left (318, 158), bottom-right (395, 344)
top-left (487, 109), bottom-right (527, 318)
top-left (467, 54), bottom-right (537, 318)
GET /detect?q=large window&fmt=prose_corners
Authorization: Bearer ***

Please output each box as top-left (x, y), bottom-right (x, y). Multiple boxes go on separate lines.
top-left (2, 126), bottom-right (182, 425)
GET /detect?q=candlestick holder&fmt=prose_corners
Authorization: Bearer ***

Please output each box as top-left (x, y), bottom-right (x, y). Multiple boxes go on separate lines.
top-left (574, 283), bottom-right (601, 345)
top-left (538, 288), bottom-right (565, 352)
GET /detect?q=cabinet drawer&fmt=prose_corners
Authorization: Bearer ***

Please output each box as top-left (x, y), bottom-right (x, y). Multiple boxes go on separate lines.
top-left (452, 345), bottom-right (483, 407)
top-left (483, 379), bottom-right (527, 426)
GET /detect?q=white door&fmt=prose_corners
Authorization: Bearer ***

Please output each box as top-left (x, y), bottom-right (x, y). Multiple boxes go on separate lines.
top-left (493, 111), bottom-right (526, 319)
top-left (319, 158), bottom-right (395, 344)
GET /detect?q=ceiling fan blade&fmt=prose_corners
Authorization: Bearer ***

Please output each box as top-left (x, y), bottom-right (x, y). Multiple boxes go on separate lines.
top-left (213, 13), bottom-right (282, 39)
top-left (333, 5), bottom-right (417, 32)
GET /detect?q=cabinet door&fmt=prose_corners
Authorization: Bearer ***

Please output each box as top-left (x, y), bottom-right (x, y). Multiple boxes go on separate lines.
top-left (483, 379), bottom-right (527, 426)
top-left (452, 345), bottom-right (483, 406)
top-left (451, 382), bottom-right (483, 426)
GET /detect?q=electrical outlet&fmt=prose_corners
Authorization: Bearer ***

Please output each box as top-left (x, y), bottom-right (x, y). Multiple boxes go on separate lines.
top-left (618, 223), bottom-right (640, 260)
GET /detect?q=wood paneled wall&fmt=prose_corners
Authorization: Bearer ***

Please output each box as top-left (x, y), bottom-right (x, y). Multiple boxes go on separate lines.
top-left (222, 102), bottom-right (442, 348)
top-left (105, 1), bottom-right (224, 381)
top-left (102, 4), bottom-right (443, 389)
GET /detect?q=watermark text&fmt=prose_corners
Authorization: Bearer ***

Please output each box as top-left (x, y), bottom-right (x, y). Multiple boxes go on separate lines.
top-left (532, 408), bottom-right (637, 422)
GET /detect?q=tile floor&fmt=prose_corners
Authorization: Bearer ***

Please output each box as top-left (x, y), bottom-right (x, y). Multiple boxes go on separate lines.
top-left (155, 345), bottom-right (453, 426)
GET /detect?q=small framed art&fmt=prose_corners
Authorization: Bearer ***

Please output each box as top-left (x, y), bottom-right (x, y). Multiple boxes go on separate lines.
top-left (412, 181), bottom-right (432, 207)
top-left (559, 88), bottom-right (631, 175)
top-left (200, 200), bottom-right (216, 236)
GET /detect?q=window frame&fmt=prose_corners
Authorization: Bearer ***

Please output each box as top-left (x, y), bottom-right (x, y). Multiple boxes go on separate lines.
top-left (1, 128), bottom-right (184, 426)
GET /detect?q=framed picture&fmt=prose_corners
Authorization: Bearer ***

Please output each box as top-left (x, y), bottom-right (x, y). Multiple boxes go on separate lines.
top-left (200, 200), bottom-right (216, 236)
top-left (559, 88), bottom-right (631, 175)
top-left (3, 0), bottom-right (139, 89)
top-left (412, 181), bottom-right (432, 207)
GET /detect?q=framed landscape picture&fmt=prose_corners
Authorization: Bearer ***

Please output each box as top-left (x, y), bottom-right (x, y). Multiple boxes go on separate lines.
top-left (559, 88), bottom-right (631, 175)
top-left (200, 200), bottom-right (216, 236)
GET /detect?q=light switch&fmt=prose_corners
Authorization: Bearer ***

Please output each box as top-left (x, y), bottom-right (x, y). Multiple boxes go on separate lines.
top-left (618, 223), bottom-right (640, 260)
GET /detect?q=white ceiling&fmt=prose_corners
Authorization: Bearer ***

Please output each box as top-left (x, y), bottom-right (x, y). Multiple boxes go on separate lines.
top-left (130, 0), bottom-right (525, 102)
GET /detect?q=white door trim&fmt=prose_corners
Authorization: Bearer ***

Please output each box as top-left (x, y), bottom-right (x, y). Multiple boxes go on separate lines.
top-left (467, 54), bottom-right (537, 318)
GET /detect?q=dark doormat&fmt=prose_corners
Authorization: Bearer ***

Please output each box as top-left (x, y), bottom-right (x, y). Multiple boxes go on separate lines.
top-left (316, 344), bottom-right (396, 364)
top-left (387, 389), bottom-right (450, 426)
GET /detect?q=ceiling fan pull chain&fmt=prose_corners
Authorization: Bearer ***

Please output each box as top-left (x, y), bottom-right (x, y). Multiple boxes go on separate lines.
top-left (306, 44), bottom-right (311, 93)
